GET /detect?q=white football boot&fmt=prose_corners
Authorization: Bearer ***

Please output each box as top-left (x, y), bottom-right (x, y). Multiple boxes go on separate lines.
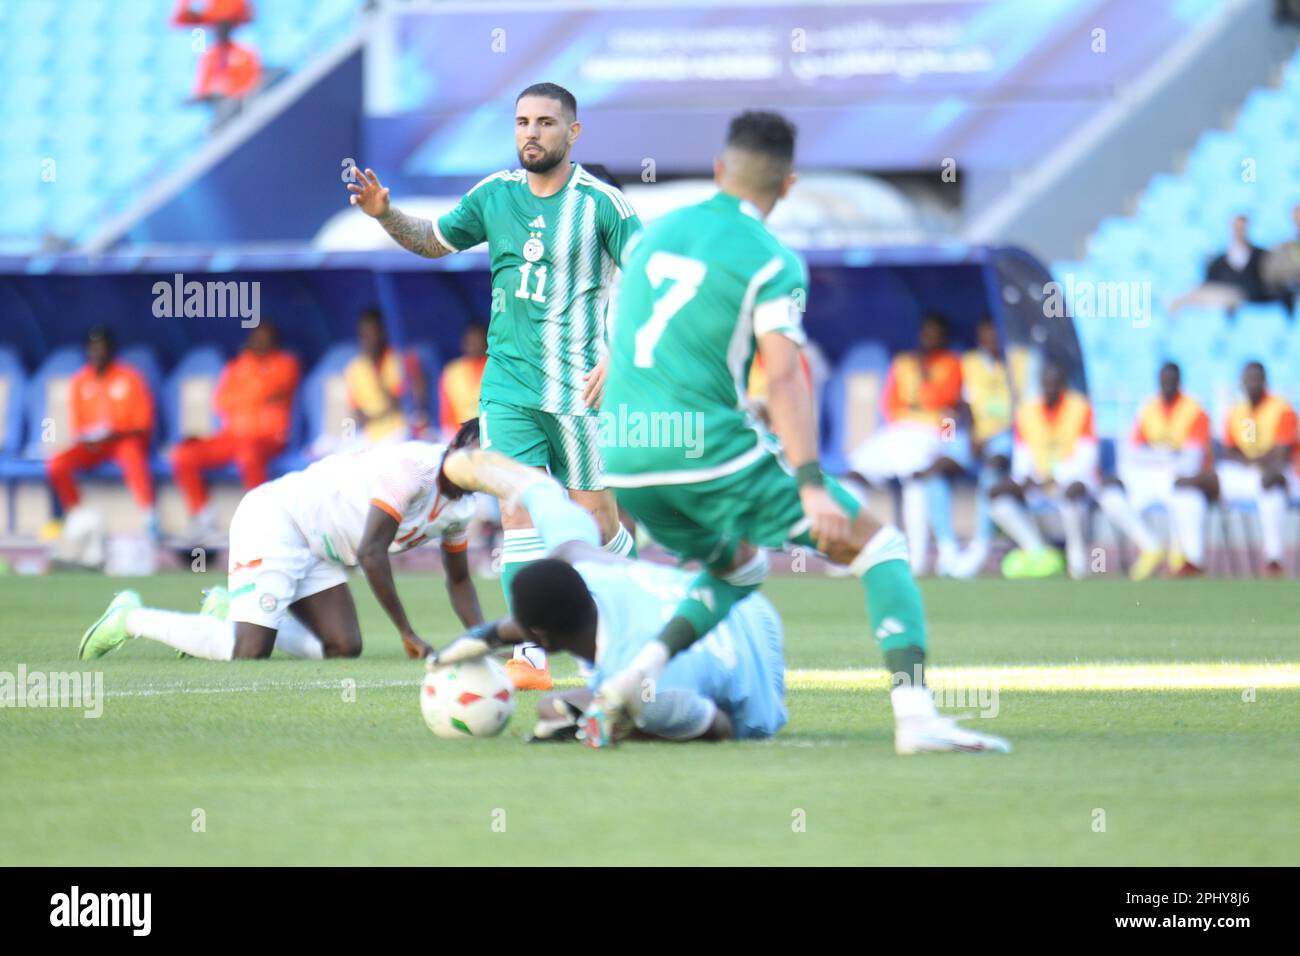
top-left (895, 714), bottom-right (1013, 755)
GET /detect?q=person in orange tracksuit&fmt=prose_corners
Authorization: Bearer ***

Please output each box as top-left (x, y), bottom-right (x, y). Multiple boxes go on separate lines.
top-left (171, 0), bottom-right (253, 27)
top-left (191, 22), bottom-right (262, 101)
top-left (989, 362), bottom-right (1098, 579)
top-left (47, 326), bottom-right (157, 533)
top-left (439, 322), bottom-right (488, 440)
top-left (1215, 361), bottom-right (1298, 576)
top-left (172, 321), bottom-right (300, 539)
top-left (848, 313), bottom-right (964, 575)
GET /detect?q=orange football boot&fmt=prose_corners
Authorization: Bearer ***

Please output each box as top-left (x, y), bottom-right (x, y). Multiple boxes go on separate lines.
top-left (505, 658), bottom-right (554, 691)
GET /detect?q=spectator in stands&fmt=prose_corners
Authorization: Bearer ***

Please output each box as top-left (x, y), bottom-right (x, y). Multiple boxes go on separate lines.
top-left (848, 312), bottom-right (964, 576)
top-left (1215, 361), bottom-right (1297, 577)
top-left (1173, 215), bottom-right (1269, 312)
top-left (439, 322), bottom-right (488, 440)
top-left (1103, 362), bottom-right (1214, 580)
top-left (951, 316), bottom-right (1014, 578)
top-left (344, 308), bottom-right (429, 446)
top-left (989, 362), bottom-right (1097, 580)
top-left (47, 327), bottom-right (157, 538)
top-left (186, 21), bottom-right (263, 129)
top-left (1261, 203), bottom-right (1300, 306)
top-left (171, 321), bottom-right (300, 541)
top-left (171, 0), bottom-right (252, 26)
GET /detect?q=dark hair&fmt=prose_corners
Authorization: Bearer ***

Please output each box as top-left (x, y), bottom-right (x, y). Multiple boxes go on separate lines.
top-left (510, 559), bottom-right (597, 644)
top-left (463, 321), bottom-right (488, 336)
top-left (450, 417), bottom-right (480, 450)
top-left (581, 163), bottom-right (622, 189)
top-left (921, 311), bottom-right (950, 334)
top-left (86, 325), bottom-right (115, 351)
top-left (251, 318), bottom-right (279, 346)
top-left (1244, 360), bottom-right (1266, 378)
top-left (517, 82), bottom-right (577, 120)
top-left (726, 111), bottom-right (796, 164)
top-left (358, 307), bottom-right (383, 326)
top-left (1159, 360), bottom-right (1180, 376)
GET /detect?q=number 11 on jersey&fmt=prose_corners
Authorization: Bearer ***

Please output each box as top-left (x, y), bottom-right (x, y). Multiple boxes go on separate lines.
top-left (516, 263), bottom-right (548, 303)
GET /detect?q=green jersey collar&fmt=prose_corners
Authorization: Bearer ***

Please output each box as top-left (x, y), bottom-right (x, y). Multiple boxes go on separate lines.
top-left (712, 190), bottom-right (764, 221)
top-left (525, 161), bottom-right (582, 200)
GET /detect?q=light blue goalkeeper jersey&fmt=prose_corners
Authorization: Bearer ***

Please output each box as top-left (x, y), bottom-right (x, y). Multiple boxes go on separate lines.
top-left (573, 558), bottom-right (787, 740)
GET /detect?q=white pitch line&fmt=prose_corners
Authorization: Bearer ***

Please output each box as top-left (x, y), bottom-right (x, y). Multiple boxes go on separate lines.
top-left (99, 663), bottom-right (1300, 699)
top-left (788, 664), bottom-right (1300, 691)
top-left (106, 678), bottom-right (414, 698)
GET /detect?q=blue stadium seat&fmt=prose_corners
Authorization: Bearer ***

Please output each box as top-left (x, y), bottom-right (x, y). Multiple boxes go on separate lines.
top-left (301, 344), bottom-right (359, 454)
top-left (821, 341), bottom-right (890, 476)
top-left (20, 347), bottom-right (84, 464)
top-left (2, 0), bottom-right (365, 250)
top-left (0, 348), bottom-right (27, 462)
top-left (163, 346), bottom-right (227, 447)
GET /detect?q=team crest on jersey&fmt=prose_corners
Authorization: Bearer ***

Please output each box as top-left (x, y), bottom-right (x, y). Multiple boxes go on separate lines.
top-left (259, 592), bottom-right (278, 613)
top-left (522, 237), bottom-right (545, 262)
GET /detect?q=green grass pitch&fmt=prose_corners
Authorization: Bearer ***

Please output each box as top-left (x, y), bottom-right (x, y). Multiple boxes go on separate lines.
top-left (1, 571), bottom-right (1297, 865)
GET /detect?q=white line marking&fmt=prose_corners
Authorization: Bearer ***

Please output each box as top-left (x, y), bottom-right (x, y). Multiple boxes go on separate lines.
top-left (99, 663), bottom-right (1300, 699)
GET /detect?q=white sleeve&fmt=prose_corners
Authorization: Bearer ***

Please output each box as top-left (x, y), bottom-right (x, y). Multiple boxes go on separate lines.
top-left (440, 520), bottom-right (470, 550)
top-left (367, 446), bottom-right (439, 519)
top-left (752, 295), bottom-right (806, 346)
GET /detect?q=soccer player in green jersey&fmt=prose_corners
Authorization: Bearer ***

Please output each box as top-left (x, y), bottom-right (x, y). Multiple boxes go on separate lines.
top-left (588, 111), bottom-right (1010, 754)
top-left (348, 82), bottom-right (640, 690)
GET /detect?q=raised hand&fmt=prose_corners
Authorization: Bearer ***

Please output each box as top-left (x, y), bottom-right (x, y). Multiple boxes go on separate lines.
top-left (346, 167), bottom-right (391, 219)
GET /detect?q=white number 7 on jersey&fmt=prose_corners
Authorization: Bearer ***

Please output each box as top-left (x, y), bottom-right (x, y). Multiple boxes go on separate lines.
top-left (633, 252), bottom-right (707, 368)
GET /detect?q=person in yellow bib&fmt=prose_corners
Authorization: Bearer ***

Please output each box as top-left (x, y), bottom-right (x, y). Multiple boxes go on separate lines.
top-left (438, 322), bottom-right (488, 441)
top-left (951, 316), bottom-right (1014, 578)
top-left (1103, 362), bottom-right (1214, 579)
top-left (989, 362), bottom-right (1098, 579)
top-left (1215, 361), bottom-right (1298, 577)
top-left (344, 308), bottom-right (429, 446)
top-left (849, 313), bottom-right (965, 576)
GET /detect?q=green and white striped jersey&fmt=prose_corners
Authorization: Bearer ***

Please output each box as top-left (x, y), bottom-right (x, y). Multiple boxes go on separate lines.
top-left (602, 191), bottom-right (808, 484)
top-left (435, 163), bottom-right (642, 416)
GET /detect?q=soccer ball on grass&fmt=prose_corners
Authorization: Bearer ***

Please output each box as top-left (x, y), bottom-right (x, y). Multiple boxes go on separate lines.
top-left (420, 657), bottom-right (515, 738)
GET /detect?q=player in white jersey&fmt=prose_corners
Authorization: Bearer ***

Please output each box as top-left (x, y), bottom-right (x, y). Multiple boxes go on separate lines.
top-left (78, 421), bottom-right (485, 662)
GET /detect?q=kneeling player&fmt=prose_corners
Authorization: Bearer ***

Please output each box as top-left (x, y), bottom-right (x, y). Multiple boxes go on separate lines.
top-left (517, 560), bottom-right (785, 744)
top-left (433, 451), bottom-right (788, 742)
top-left (78, 422), bottom-right (485, 661)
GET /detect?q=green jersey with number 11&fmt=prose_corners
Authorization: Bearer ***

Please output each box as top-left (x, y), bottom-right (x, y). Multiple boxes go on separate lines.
top-left (602, 192), bottom-right (808, 484)
top-left (434, 163), bottom-right (641, 417)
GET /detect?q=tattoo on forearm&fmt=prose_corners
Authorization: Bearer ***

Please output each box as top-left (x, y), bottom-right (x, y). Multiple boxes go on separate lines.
top-left (378, 206), bottom-right (451, 258)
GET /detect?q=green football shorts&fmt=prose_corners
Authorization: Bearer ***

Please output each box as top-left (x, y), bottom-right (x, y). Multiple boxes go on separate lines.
top-left (479, 398), bottom-right (605, 492)
top-left (611, 445), bottom-right (862, 569)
